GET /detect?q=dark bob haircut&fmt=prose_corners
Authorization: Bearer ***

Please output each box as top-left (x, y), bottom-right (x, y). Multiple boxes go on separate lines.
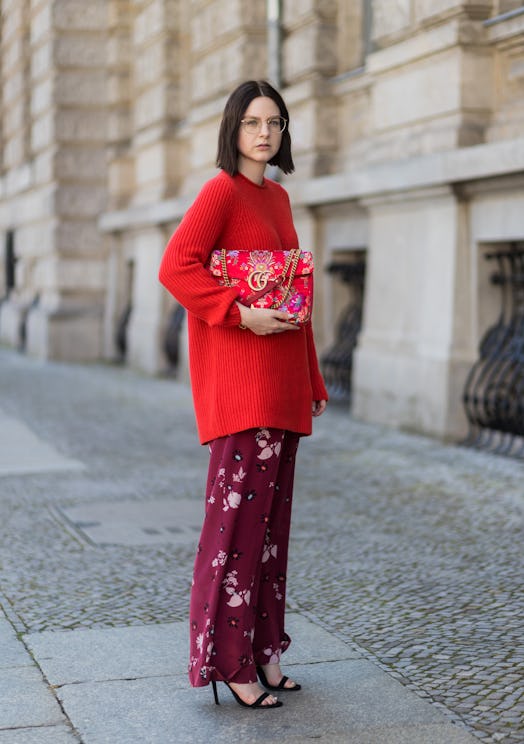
top-left (216, 80), bottom-right (295, 176)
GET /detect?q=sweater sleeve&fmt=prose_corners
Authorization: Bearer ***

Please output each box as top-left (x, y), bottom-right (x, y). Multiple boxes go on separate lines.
top-left (158, 176), bottom-right (242, 327)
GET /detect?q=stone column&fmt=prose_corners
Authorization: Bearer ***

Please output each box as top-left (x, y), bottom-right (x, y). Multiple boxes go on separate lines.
top-left (126, 226), bottom-right (169, 373)
top-left (281, 0), bottom-right (339, 179)
top-left (101, 1), bottom-right (133, 360)
top-left (0, 0), bottom-right (111, 361)
top-left (117, 0), bottom-right (183, 372)
top-left (130, 0), bottom-right (182, 204)
top-left (352, 186), bottom-right (472, 438)
top-left (181, 0), bottom-right (268, 193)
top-left (0, 0), bottom-right (33, 346)
top-left (107, 0), bottom-right (133, 210)
top-left (337, 0), bottom-right (367, 71)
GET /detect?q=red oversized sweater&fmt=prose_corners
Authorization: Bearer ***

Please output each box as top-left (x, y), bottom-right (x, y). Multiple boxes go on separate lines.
top-left (158, 170), bottom-right (328, 444)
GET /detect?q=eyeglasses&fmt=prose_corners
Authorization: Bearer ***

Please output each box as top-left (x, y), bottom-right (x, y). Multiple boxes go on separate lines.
top-left (240, 116), bottom-right (287, 134)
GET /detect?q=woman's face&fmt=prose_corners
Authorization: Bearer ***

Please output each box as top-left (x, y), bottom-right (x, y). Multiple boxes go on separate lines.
top-left (237, 96), bottom-right (283, 169)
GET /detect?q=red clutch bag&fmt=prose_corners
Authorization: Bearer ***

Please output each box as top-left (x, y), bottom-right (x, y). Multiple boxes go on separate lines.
top-left (208, 249), bottom-right (314, 325)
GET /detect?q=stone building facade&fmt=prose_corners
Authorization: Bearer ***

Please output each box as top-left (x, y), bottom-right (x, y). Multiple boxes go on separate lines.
top-left (1, 0), bottom-right (524, 441)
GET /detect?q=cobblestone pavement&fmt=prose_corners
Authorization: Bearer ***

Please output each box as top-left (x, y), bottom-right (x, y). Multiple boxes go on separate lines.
top-left (0, 349), bottom-right (522, 743)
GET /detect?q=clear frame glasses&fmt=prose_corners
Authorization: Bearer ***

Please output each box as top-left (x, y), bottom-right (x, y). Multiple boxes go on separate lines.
top-left (240, 116), bottom-right (287, 134)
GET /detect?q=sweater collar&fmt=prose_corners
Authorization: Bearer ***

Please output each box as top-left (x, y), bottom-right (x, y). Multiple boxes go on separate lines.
top-left (235, 172), bottom-right (267, 189)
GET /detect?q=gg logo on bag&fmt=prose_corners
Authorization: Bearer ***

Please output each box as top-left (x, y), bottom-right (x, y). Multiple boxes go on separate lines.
top-left (247, 262), bottom-right (272, 291)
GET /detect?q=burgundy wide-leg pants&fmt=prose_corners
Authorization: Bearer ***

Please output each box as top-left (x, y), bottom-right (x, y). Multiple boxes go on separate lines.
top-left (188, 427), bottom-right (300, 687)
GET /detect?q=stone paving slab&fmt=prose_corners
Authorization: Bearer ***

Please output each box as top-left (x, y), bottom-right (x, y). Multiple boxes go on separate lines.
top-left (0, 609), bottom-right (73, 734)
top-left (0, 726), bottom-right (79, 743)
top-left (25, 623), bottom-right (184, 685)
top-left (55, 497), bottom-right (203, 547)
top-left (0, 616), bottom-right (32, 668)
top-left (24, 614), bottom-right (361, 686)
top-left (55, 672), bottom-right (477, 744)
top-left (0, 666), bottom-right (66, 729)
top-left (26, 617), bottom-right (476, 744)
top-left (0, 409), bottom-right (84, 477)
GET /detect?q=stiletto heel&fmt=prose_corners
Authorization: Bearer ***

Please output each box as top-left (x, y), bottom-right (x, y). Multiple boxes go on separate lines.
top-left (212, 680), bottom-right (283, 709)
top-left (257, 665), bottom-right (302, 692)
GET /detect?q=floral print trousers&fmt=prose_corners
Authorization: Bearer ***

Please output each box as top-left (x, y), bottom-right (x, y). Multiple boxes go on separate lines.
top-left (188, 427), bottom-right (300, 687)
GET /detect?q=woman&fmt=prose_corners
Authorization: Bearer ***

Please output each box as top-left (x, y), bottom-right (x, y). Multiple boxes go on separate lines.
top-left (158, 80), bottom-right (328, 709)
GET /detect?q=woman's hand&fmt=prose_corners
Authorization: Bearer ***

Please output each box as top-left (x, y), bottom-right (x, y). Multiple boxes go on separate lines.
top-left (236, 303), bottom-right (301, 335)
top-left (312, 400), bottom-right (327, 417)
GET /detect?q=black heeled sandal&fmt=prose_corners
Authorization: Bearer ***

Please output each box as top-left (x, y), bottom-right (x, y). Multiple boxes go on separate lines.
top-left (256, 665), bottom-right (302, 692)
top-left (211, 680), bottom-right (283, 709)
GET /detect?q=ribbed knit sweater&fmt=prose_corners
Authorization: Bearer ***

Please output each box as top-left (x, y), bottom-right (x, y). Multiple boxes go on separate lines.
top-left (158, 170), bottom-right (328, 444)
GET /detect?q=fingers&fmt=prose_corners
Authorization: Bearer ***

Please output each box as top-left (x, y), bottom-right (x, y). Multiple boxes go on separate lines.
top-left (274, 320), bottom-right (301, 332)
top-left (255, 322), bottom-right (297, 335)
top-left (269, 311), bottom-right (301, 331)
top-left (239, 307), bottom-right (301, 334)
top-left (272, 310), bottom-right (294, 322)
top-left (312, 400), bottom-right (327, 417)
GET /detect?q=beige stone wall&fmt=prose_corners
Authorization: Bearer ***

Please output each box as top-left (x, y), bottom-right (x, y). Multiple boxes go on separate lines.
top-left (0, 0), bottom-right (109, 360)
top-left (1, 0), bottom-right (524, 440)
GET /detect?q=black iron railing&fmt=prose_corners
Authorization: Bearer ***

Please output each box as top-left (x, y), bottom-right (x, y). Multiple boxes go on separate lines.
top-left (462, 243), bottom-right (524, 457)
top-left (163, 303), bottom-right (186, 374)
top-left (321, 257), bottom-right (365, 404)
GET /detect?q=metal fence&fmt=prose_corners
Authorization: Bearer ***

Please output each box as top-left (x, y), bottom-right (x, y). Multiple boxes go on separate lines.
top-left (321, 256), bottom-right (365, 404)
top-left (462, 243), bottom-right (524, 457)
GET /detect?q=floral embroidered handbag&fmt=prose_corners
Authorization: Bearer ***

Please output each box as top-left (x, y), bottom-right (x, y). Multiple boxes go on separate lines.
top-left (208, 249), bottom-right (314, 325)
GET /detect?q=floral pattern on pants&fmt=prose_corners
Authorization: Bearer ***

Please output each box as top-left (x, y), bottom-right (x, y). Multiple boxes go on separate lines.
top-left (188, 427), bottom-right (300, 687)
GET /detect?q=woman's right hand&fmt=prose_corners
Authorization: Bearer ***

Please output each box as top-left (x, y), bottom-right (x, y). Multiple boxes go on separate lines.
top-left (236, 303), bottom-right (301, 335)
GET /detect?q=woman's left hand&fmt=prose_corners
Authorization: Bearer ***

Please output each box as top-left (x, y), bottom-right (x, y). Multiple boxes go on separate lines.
top-left (312, 400), bottom-right (327, 417)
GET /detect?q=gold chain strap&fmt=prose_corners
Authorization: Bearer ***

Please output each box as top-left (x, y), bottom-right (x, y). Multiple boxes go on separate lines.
top-left (220, 249), bottom-right (233, 287)
top-left (275, 249), bottom-right (300, 308)
top-left (219, 249), bottom-right (300, 309)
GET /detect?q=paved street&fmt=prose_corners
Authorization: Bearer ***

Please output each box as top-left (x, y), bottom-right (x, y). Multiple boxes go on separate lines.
top-left (0, 346), bottom-right (522, 743)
